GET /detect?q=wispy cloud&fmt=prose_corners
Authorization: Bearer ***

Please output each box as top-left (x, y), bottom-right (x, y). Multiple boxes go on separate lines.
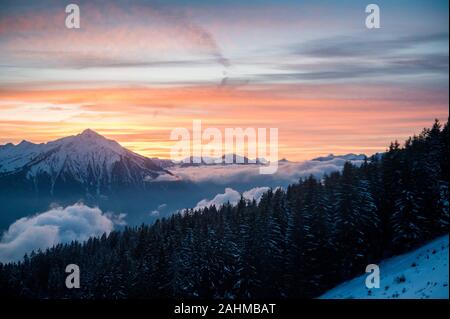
top-left (0, 1), bottom-right (229, 70)
top-left (253, 32), bottom-right (449, 83)
top-left (0, 0), bottom-right (448, 160)
top-left (295, 33), bottom-right (448, 58)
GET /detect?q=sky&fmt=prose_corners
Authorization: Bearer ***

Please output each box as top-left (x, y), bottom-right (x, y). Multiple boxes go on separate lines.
top-left (0, 0), bottom-right (448, 160)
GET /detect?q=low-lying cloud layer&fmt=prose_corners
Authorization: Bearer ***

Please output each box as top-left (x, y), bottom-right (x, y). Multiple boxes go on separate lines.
top-left (185, 157), bottom-right (366, 212)
top-left (0, 203), bottom-right (123, 263)
top-left (171, 157), bottom-right (366, 185)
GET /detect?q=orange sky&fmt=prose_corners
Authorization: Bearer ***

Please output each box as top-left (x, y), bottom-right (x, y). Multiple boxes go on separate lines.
top-left (0, 84), bottom-right (447, 161)
top-left (0, 1), bottom-right (448, 161)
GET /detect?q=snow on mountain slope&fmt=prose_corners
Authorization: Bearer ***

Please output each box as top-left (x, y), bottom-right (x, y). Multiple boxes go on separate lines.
top-left (0, 129), bottom-right (171, 193)
top-left (320, 235), bottom-right (449, 299)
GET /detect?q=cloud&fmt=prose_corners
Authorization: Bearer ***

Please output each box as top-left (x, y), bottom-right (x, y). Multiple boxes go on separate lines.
top-left (158, 204), bottom-right (168, 210)
top-left (0, 203), bottom-right (123, 263)
top-left (0, 1), bottom-right (229, 69)
top-left (242, 186), bottom-right (271, 203)
top-left (149, 203), bottom-right (168, 217)
top-left (193, 186), bottom-right (272, 211)
top-left (171, 157), bottom-right (365, 185)
top-left (187, 158), bottom-right (362, 212)
top-left (263, 53), bottom-right (449, 82)
top-left (150, 210), bottom-right (160, 217)
top-left (254, 32), bottom-right (449, 83)
top-left (146, 173), bottom-right (180, 182)
top-left (105, 212), bottom-right (127, 226)
top-left (295, 33), bottom-right (448, 59)
top-left (194, 187), bottom-right (241, 210)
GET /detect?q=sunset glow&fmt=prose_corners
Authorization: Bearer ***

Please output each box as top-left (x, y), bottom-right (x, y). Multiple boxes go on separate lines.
top-left (0, 0), bottom-right (448, 161)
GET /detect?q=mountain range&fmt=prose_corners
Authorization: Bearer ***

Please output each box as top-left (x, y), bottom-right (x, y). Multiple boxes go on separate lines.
top-left (312, 153), bottom-right (367, 162)
top-left (0, 129), bottom-right (372, 196)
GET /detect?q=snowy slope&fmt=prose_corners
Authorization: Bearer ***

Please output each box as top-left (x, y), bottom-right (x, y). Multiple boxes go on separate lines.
top-left (0, 129), bottom-right (172, 193)
top-left (321, 235), bottom-right (449, 299)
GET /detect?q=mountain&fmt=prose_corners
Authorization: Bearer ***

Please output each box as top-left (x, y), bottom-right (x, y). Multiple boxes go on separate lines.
top-left (312, 153), bottom-right (367, 162)
top-left (320, 235), bottom-right (449, 299)
top-left (0, 129), bottom-right (172, 195)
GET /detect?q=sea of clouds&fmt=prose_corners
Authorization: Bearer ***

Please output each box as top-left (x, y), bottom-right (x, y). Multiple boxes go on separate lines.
top-left (0, 203), bottom-right (125, 263)
top-left (170, 157), bottom-right (365, 185)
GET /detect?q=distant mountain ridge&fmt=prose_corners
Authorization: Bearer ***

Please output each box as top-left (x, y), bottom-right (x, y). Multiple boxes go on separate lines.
top-left (312, 153), bottom-right (367, 162)
top-left (0, 129), bottom-right (172, 195)
top-left (0, 130), bottom-right (373, 196)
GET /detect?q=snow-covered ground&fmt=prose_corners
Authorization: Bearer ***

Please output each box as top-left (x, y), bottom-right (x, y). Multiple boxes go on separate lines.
top-left (321, 235), bottom-right (449, 299)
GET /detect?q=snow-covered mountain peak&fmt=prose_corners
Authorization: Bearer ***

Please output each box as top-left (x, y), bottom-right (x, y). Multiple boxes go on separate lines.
top-left (76, 129), bottom-right (117, 146)
top-left (51, 129), bottom-right (127, 157)
top-left (0, 130), bottom-right (170, 193)
top-left (80, 128), bottom-right (100, 137)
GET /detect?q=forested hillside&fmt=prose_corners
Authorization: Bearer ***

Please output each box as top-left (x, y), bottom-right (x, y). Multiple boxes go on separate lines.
top-left (0, 120), bottom-right (448, 299)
